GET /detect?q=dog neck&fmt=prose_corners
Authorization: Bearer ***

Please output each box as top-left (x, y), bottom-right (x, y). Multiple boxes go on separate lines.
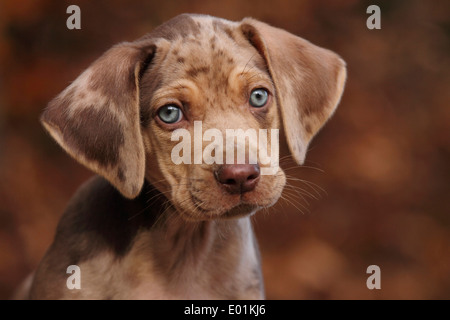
top-left (123, 181), bottom-right (263, 298)
top-left (138, 183), bottom-right (254, 273)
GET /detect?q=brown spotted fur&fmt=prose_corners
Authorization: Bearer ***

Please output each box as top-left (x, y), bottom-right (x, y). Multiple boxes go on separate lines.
top-left (24, 14), bottom-right (346, 300)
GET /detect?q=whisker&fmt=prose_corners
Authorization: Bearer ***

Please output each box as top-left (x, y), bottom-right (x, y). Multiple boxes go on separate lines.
top-left (280, 193), bottom-right (308, 215)
top-left (282, 165), bottom-right (325, 173)
top-left (283, 184), bottom-right (311, 204)
top-left (286, 177), bottom-right (327, 197)
top-left (283, 188), bottom-right (310, 209)
top-left (284, 179), bottom-right (324, 200)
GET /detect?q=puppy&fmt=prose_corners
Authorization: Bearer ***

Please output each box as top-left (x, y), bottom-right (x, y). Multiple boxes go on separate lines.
top-left (28, 14), bottom-right (346, 299)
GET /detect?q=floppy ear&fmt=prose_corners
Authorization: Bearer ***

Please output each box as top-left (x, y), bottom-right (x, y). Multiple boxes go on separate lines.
top-left (41, 41), bottom-right (156, 199)
top-left (240, 18), bottom-right (347, 164)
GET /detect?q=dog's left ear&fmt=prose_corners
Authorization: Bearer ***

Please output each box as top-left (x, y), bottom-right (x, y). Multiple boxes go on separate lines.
top-left (240, 18), bottom-right (347, 164)
top-left (41, 41), bottom-right (156, 199)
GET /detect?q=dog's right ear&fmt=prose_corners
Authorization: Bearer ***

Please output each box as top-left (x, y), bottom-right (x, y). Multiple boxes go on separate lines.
top-left (240, 19), bottom-right (346, 165)
top-left (41, 41), bottom-right (156, 199)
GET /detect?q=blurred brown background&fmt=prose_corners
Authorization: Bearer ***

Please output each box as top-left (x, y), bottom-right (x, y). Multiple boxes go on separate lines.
top-left (0, 0), bottom-right (449, 299)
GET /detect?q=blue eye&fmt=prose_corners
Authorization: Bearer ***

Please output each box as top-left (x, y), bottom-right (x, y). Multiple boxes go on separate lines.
top-left (158, 105), bottom-right (182, 124)
top-left (249, 88), bottom-right (269, 108)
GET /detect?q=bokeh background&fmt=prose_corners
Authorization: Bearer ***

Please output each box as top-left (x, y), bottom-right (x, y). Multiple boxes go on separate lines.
top-left (0, 0), bottom-right (449, 299)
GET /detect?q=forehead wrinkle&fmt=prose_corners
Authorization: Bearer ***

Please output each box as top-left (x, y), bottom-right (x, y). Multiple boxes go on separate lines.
top-left (231, 64), bottom-right (272, 85)
top-left (224, 65), bottom-right (273, 104)
top-left (150, 79), bottom-right (200, 107)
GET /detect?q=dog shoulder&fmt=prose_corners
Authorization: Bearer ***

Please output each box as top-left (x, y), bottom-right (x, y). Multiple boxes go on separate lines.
top-left (30, 177), bottom-right (161, 299)
top-left (54, 176), bottom-right (159, 259)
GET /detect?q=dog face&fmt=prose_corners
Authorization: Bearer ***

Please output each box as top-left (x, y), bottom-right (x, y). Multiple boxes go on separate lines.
top-left (140, 16), bottom-right (284, 220)
top-left (41, 14), bottom-right (346, 221)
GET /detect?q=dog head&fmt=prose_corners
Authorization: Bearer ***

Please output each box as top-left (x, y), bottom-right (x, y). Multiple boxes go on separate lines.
top-left (41, 14), bottom-right (346, 220)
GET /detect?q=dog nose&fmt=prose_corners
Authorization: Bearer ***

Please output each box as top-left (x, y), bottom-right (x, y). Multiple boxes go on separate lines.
top-left (215, 164), bottom-right (260, 194)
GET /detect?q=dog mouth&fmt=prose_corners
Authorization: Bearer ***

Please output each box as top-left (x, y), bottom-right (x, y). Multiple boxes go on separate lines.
top-left (186, 191), bottom-right (268, 220)
top-left (171, 170), bottom-right (286, 221)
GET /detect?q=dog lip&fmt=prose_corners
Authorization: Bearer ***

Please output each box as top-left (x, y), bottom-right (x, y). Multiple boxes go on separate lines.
top-left (189, 190), bottom-right (258, 218)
